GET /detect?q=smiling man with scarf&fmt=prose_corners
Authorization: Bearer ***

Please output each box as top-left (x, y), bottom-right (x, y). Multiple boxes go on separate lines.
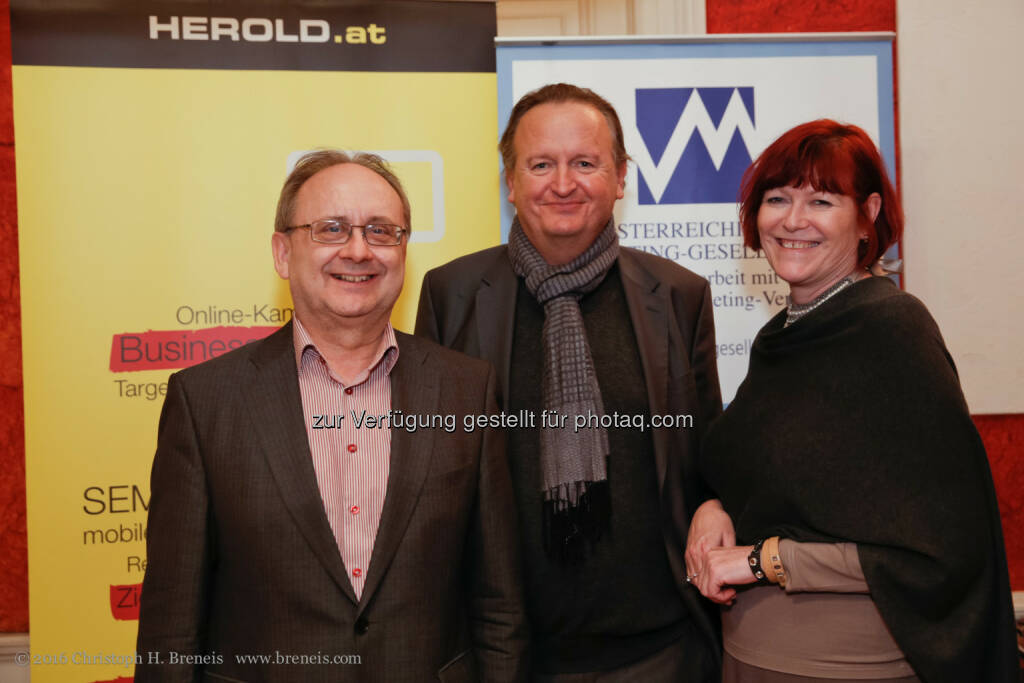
top-left (416, 83), bottom-right (724, 682)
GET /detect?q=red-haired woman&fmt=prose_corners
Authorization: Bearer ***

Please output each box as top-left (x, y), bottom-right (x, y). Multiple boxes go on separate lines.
top-left (686, 120), bottom-right (1017, 682)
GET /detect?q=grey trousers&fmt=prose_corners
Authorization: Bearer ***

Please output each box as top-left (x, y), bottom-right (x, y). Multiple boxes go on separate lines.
top-left (722, 653), bottom-right (920, 683)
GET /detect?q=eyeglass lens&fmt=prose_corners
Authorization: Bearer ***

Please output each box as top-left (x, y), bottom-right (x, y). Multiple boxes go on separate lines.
top-left (312, 220), bottom-right (403, 245)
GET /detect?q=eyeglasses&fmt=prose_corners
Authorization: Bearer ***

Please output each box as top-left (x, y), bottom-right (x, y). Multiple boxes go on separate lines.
top-left (286, 219), bottom-right (407, 246)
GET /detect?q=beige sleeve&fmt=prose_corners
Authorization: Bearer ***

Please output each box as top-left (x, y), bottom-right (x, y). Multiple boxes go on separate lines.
top-left (779, 539), bottom-right (871, 594)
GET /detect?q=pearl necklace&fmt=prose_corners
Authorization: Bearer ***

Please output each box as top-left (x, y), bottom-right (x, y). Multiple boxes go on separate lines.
top-left (784, 274), bottom-right (866, 327)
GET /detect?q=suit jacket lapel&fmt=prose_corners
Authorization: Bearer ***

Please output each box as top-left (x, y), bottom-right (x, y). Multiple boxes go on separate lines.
top-left (475, 248), bottom-right (518, 409)
top-left (246, 323), bottom-right (359, 605)
top-left (357, 332), bottom-right (438, 614)
top-left (619, 252), bottom-right (671, 495)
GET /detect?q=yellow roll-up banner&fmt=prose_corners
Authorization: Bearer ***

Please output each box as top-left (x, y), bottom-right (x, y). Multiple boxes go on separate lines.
top-left (12, 2), bottom-right (499, 680)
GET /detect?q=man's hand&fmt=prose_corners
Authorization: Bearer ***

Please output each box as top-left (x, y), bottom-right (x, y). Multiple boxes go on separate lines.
top-left (685, 498), bottom-right (735, 581)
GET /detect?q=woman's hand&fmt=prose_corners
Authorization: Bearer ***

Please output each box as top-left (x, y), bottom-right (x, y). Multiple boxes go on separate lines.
top-left (693, 545), bottom-right (757, 605)
top-left (685, 498), bottom-right (736, 581)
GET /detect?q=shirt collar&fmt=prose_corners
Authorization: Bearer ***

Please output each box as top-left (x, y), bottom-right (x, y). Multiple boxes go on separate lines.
top-left (292, 316), bottom-right (399, 382)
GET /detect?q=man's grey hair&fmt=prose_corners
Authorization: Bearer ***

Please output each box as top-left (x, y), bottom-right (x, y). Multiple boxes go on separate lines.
top-left (274, 150), bottom-right (411, 233)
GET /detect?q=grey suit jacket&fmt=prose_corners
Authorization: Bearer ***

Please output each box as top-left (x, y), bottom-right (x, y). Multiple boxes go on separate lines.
top-left (136, 323), bottom-right (527, 683)
top-left (415, 245), bottom-right (723, 660)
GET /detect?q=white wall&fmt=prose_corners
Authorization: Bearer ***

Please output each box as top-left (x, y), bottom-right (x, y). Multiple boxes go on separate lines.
top-left (496, 0), bottom-right (705, 36)
top-left (898, 0), bottom-right (1024, 413)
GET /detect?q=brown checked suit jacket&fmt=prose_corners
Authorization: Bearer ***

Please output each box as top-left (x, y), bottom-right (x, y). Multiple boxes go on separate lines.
top-left (136, 323), bottom-right (527, 683)
top-left (415, 245), bottom-right (723, 664)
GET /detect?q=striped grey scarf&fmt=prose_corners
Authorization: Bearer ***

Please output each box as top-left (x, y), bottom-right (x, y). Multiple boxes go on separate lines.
top-left (508, 217), bottom-right (619, 562)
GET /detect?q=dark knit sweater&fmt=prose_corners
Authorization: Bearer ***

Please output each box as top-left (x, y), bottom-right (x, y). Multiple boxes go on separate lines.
top-left (508, 265), bottom-right (688, 673)
top-left (700, 276), bottom-right (1017, 682)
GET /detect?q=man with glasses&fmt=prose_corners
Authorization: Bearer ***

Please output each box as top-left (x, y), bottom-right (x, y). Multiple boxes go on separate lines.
top-left (137, 150), bottom-right (526, 683)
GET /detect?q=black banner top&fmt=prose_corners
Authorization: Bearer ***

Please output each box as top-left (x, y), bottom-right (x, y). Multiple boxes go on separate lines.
top-left (12, 0), bottom-right (497, 72)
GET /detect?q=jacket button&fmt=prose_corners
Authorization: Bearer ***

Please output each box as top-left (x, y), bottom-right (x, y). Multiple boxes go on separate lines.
top-left (355, 618), bottom-right (369, 635)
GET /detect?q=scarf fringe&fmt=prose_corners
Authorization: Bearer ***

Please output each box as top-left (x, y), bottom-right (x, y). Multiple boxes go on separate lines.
top-left (542, 480), bottom-right (611, 564)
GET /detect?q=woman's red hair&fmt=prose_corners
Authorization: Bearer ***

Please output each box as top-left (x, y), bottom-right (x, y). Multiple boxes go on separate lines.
top-left (738, 119), bottom-right (903, 269)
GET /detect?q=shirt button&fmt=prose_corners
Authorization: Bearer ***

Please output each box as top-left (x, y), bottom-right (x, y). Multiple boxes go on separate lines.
top-left (352, 567), bottom-right (362, 578)
top-left (347, 444), bottom-right (357, 453)
top-left (350, 505), bottom-right (360, 515)
top-left (345, 387), bottom-right (353, 395)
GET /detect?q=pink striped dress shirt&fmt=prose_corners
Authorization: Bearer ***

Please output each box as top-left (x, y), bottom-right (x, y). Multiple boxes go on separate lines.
top-left (293, 317), bottom-right (398, 600)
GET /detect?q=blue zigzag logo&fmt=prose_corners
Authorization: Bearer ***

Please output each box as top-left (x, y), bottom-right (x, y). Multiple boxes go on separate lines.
top-left (635, 87), bottom-right (755, 205)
